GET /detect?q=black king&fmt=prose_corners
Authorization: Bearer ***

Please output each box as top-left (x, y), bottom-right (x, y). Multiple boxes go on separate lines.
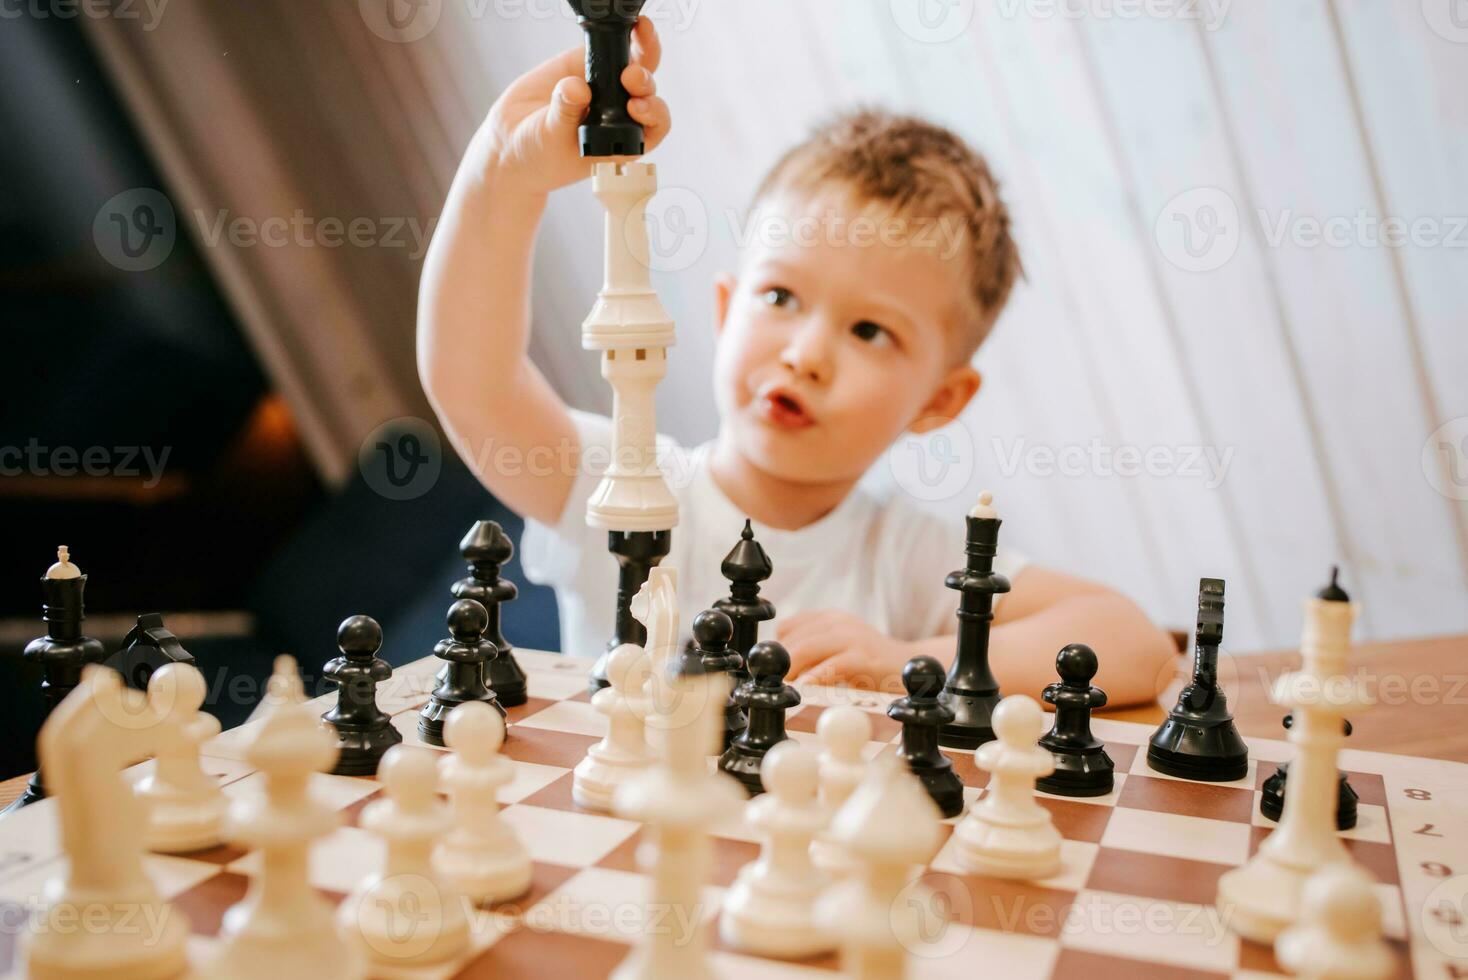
top-left (938, 491), bottom-right (1011, 749)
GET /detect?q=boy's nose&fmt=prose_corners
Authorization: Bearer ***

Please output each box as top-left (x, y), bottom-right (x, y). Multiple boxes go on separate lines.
top-left (779, 326), bottom-right (833, 386)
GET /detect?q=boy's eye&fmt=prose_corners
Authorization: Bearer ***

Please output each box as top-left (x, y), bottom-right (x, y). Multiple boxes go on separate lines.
top-left (762, 287), bottom-right (795, 309)
top-left (851, 320), bottom-right (893, 345)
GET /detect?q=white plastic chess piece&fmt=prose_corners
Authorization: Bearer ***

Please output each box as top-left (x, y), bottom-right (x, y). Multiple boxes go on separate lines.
top-left (47, 545), bottom-right (81, 579)
top-left (1276, 864), bottom-right (1394, 980)
top-left (137, 662), bottom-right (226, 853)
top-left (210, 656), bottom-right (364, 980)
top-left (433, 701), bottom-right (532, 904)
top-left (953, 694), bottom-right (1062, 879)
top-left (22, 665), bottom-right (192, 980)
top-left (341, 746), bottom-right (470, 967)
top-left (574, 642), bottom-right (654, 811)
top-left (815, 752), bottom-right (944, 979)
top-left (1217, 577), bottom-right (1368, 941)
top-left (721, 741), bottom-right (834, 958)
top-left (811, 705), bottom-right (871, 876)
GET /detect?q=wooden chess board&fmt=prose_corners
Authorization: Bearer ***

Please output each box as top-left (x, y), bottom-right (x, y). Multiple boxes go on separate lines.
top-left (0, 649), bottom-right (1464, 979)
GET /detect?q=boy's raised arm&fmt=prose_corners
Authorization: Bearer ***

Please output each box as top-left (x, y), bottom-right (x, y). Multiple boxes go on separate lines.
top-left (416, 20), bottom-right (669, 527)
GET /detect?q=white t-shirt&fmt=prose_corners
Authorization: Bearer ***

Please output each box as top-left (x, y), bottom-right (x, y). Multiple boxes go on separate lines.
top-left (522, 410), bottom-right (1028, 657)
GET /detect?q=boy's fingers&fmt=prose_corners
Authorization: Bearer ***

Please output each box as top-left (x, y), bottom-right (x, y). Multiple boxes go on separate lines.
top-left (621, 63), bottom-right (657, 98)
top-left (785, 636), bottom-right (846, 678)
top-left (628, 95), bottom-right (670, 141)
top-left (631, 15), bottom-right (662, 74)
top-left (518, 45), bottom-right (588, 98)
top-left (544, 76), bottom-right (591, 136)
top-left (800, 653), bottom-right (870, 690)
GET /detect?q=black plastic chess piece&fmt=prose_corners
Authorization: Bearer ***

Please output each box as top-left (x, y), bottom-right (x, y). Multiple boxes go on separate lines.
top-left (719, 641), bottom-right (800, 797)
top-left (686, 609), bottom-right (747, 750)
top-left (566, 0), bottom-right (649, 157)
top-left (714, 520), bottom-right (775, 692)
top-left (3, 547), bottom-right (108, 814)
top-left (105, 613), bottom-right (196, 692)
top-left (890, 656), bottom-right (966, 818)
top-left (1260, 716), bottom-right (1358, 830)
top-left (1147, 578), bottom-right (1249, 781)
top-left (322, 615), bottom-right (403, 776)
top-left (1037, 644), bottom-right (1114, 798)
top-left (939, 495), bottom-right (1010, 749)
top-left (419, 599), bottom-right (505, 746)
top-left (452, 520), bottom-right (527, 707)
top-left (588, 529), bottom-right (672, 694)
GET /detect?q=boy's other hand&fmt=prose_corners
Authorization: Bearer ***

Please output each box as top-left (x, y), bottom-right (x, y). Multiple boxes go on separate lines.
top-left (481, 16), bottom-right (670, 197)
top-left (779, 610), bottom-right (915, 695)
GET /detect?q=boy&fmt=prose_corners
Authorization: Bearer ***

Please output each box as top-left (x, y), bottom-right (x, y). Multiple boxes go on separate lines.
top-left (418, 19), bottom-right (1177, 704)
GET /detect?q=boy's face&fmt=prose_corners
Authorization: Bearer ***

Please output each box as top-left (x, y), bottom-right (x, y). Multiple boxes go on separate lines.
top-left (713, 191), bottom-right (981, 487)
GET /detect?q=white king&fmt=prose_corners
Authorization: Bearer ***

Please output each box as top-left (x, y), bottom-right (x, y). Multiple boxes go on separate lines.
top-left (1217, 568), bottom-right (1371, 942)
top-left (583, 161), bottom-right (679, 533)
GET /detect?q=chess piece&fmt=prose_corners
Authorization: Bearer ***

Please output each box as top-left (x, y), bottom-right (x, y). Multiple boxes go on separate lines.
top-left (419, 598), bottom-right (504, 746)
top-left (581, 159), bottom-right (678, 694)
top-left (452, 520), bottom-right (527, 707)
top-left (1275, 864), bottom-right (1394, 980)
top-left (953, 695), bottom-right (1062, 879)
top-left (1037, 644), bottom-right (1114, 797)
top-left (939, 491), bottom-right (1010, 750)
top-left (685, 608), bottom-right (746, 748)
top-left (1148, 578), bottom-right (1249, 781)
top-left (1261, 714), bottom-right (1358, 830)
top-left (106, 612), bottom-right (195, 692)
top-left (714, 519), bottom-right (776, 691)
top-left (634, 568), bottom-right (681, 749)
top-left (433, 702), bottom-right (532, 903)
top-left (720, 741), bottom-right (835, 958)
top-left (814, 753), bottom-right (944, 979)
top-left (575, 643), bottom-right (655, 811)
top-left (566, 0), bottom-right (650, 157)
top-left (610, 592), bottom-right (744, 980)
top-left (811, 705), bottom-right (871, 876)
top-left (21, 666), bottom-right (191, 980)
top-left (211, 656), bottom-right (365, 980)
top-left (322, 615), bottom-right (402, 776)
top-left (137, 662), bottom-right (226, 853)
top-left (6, 546), bottom-right (108, 814)
top-left (719, 641), bottom-right (801, 796)
top-left (1218, 569), bottom-right (1371, 942)
top-left (890, 655), bottom-right (966, 818)
top-left (341, 746), bottom-right (470, 967)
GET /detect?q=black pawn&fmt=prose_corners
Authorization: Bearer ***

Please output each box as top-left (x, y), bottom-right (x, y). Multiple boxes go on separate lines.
top-left (714, 520), bottom-right (776, 692)
top-left (322, 615), bottom-right (403, 776)
top-left (1260, 715), bottom-right (1358, 830)
top-left (686, 610), bottom-right (747, 750)
top-left (1148, 578), bottom-right (1248, 781)
top-left (452, 520), bottom-right (527, 707)
top-left (719, 641), bottom-right (800, 796)
top-left (890, 656), bottom-right (965, 818)
top-left (939, 496), bottom-right (1010, 749)
top-left (4, 548), bottom-right (107, 814)
top-left (1037, 644), bottom-right (1114, 797)
top-left (419, 598), bottom-right (505, 746)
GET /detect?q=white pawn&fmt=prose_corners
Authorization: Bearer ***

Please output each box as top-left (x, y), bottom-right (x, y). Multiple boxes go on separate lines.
top-left (1276, 865), bottom-right (1394, 980)
top-left (574, 643), bottom-right (654, 811)
top-left (811, 706), bottom-right (870, 876)
top-left (340, 747), bottom-right (470, 967)
top-left (137, 662), bottom-right (226, 853)
top-left (433, 702), bottom-right (532, 904)
top-left (722, 741), bottom-right (835, 959)
top-left (953, 695), bottom-right (1061, 879)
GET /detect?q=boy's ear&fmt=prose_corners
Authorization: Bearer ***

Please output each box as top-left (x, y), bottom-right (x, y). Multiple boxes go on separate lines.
top-left (909, 365), bottom-right (982, 434)
top-left (713, 272), bottom-right (736, 336)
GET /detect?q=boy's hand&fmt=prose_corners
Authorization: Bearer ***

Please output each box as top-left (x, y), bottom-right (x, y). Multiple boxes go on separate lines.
top-left (779, 610), bottom-right (917, 694)
top-left (482, 16), bottom-right (670, 196)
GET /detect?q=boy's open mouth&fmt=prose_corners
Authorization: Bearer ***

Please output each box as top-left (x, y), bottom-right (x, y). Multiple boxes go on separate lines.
top-left (757, 388), bottom-right (814, 431)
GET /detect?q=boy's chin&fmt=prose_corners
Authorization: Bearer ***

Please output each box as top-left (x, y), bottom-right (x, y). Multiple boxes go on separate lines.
top-left (733, 421), bottom-right (868, 486)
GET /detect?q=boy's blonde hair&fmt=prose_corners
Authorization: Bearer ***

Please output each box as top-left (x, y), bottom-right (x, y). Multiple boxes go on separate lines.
top-left (751, 109), bottom-right (1023, 359)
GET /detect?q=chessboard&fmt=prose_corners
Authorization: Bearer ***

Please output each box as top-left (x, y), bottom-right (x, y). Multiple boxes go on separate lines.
top-left (0, 648), bottom-right (1463, 980)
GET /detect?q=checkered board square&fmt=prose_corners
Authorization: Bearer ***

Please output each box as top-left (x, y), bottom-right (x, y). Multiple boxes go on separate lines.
top-left (1, 649), bottom-right (1464, 979)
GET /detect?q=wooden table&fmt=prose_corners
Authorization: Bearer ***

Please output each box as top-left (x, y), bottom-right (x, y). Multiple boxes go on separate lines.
top-left (3, 633), bottom-right (1463, 810)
